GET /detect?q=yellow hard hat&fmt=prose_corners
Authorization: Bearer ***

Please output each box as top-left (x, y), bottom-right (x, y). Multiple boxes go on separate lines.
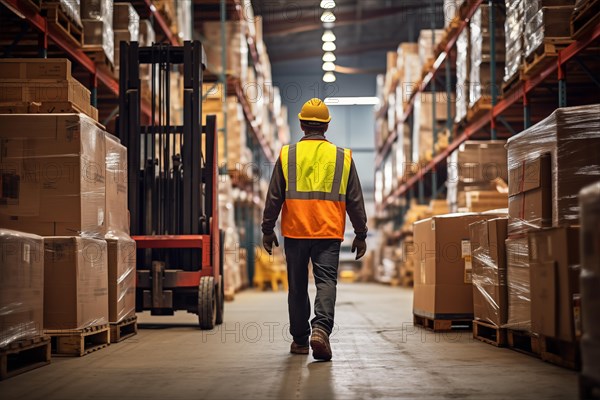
top-left (298, 98), bottom-right (331, 123)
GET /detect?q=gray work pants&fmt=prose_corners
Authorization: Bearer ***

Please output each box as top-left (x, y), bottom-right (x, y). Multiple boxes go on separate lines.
top-left (283, 237), bottom-right (341, 345)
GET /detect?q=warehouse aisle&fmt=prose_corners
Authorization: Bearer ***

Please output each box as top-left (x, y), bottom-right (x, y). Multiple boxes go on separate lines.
top-left (1, 284), bottom-right (576, 400)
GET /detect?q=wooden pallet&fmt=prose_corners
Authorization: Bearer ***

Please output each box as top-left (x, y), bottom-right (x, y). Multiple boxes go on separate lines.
top-left (539, 335), bottom-right (580, 370)
top-left (502, 71), bottom-right (522, 96)
top-left (110, 316), bottom-right (138, 343)
top-left (521, 40), bottom-right (573, 79)
top-left (41, 3), bottom-right (83, 47)
top-left (571, 0), bottom-right (600, 40)
top-left (580, 374), bottom-right (600, 399)
top-left (506, 329), bottom-right (541, 358)
top-left (467, 98), bottom-right (492, 122)
top-left (82, 46), bottom-right (115, 76)
top-left (0, 336), bottom-right (51, 381)
top-left (413, 314), bottom-right (473, 332)
top-left (45, 324), bottom-right (110, 357)
top-left (473, 320), bottom-right (507, 347)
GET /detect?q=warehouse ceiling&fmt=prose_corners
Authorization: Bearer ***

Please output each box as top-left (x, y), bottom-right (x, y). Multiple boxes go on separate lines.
top-left (252, 0), bottom-right (446, 74)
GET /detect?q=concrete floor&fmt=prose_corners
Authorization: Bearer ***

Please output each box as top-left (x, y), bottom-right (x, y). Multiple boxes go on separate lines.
top-left (1, 283), bottom-right (577, 399)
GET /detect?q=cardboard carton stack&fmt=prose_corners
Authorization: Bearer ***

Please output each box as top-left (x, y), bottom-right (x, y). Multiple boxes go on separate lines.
top-left (412, 92), bottom-right (455, 163)
top-left (413, 212), bottom-right (505, 320)
top-left (504, 0), bottom-right (524, 84)
top-left (219, 176), bottom-right (244, 299)
top-left (202, 21), bottom-right (248, 81)
top-left (0, 58), bottom-right (98, 121)
top-left (579, 182), bottom-right (600, 386)
top-left (523, 1), bottom-right (575, 59)
top-left (504, 104), bottom-right (600, 336)
top-left (469, 218), bottom-right (508, 327)
top-left (447, 140), bottom-right (508, 212)
top-left (81, 0), bottom-right (115, 65)
top-left (418, 29), bottom-right (445, 68)
top-left (469, 3), bottom-right (506, 108)
top-left (396, 43), bottom-right (420, 109)
top-left (112, 2), bottom-right (140, 73)
top-left (0, 230), bottom-right (44, 348)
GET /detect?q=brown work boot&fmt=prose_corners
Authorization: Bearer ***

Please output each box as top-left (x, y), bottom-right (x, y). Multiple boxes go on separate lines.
top-left (290, 341), bottom-right (309, 355)
top-left (310, 327), bottom-right (332, 361)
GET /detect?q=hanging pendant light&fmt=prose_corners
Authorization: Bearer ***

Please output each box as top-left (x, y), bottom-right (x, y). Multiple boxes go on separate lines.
top-left (323, 72), bottom-right (336, 83)
top-left (322, 41), bottom-right (336, 51)
top-left (320, 10), bottom-right (336, 23)
top-left (322, 62), bottom-right (336, 72)
top-left (320, 0), bottom-right (336, 9)
top-left (321, 30), bottom-right (336, 42)
top-left (322, 52), bottom-right (336, 62)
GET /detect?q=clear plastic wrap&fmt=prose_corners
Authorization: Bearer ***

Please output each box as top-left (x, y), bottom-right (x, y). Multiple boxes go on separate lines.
top-left (81, 0), bottom-right (114, 65)
top-left (0, 229), bottom-right (44, 347)
top-left (504, 236), bottom-right (530, 331)
top-left (106, 236), bottom-right (135, 323)
top-left (506, 104), bottom-right (600, 234)
top-left (580, 181), bottom-right (600, 382)
top-left (418, 29), bottom-right (444, 66)
top-left (470, 218), bottom-right (508, 326)
top-left (0, 114), bottom-right (107, 238)
top-left (202, 21), bottom-right (248, 80)
top-left (443, 0), bottom-right (459, 27)
top-left (44, 237), bottom-right (109, 330)
top-left (469, 4), bottom-right (506, 107)
top-left (524, 6), bottom-right (574, 57)
top-left (503, 0), bottom-right (524, 82)
top-left (138, 19), bottom-right (155, 46)
top-left (455, 28), bottom-right (469, 122)
top-left (105, 134), bottom-right (129, 237)
top-left (113, 2), bottom-right (140, 40)
top-left (59, 0), bottom-right (82, 28)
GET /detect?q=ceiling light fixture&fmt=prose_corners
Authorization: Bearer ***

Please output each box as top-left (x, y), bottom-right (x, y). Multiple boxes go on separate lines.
top-left (320, 0), bottom-right (336, 9)
top-left (322, 62), bottom-right (336, 72)
top-left (323, 72), bottom-right (336, 83)
top-left (322, 52), bottom-right (336, 62)
top-left (320, 10), bottom-right (336, 23)
top-left (322, 41), bottom-right (336, 51)
top-left (321, 30), bottom-right (336, 42)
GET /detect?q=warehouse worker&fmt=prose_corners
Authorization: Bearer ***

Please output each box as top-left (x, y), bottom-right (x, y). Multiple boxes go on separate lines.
top-left (261, 98), bottom-right (368, 361)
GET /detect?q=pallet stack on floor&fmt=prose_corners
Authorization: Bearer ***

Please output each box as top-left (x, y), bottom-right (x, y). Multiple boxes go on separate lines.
top-left (0, 59), bottom-right (138, 378)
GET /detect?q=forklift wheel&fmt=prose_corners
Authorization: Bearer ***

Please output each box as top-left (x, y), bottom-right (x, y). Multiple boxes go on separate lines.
top-left (198, 276), bottom-right (216, 330)
top-left (216, 274), bottom-right (224, 325)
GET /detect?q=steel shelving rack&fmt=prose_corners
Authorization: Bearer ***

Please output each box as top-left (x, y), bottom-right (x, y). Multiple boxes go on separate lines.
top-left (374, 0), bottom-right (600, 223)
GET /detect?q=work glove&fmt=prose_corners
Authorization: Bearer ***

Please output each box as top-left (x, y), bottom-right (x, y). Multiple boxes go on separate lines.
top-left (351, 237), bottom-right (367, 260)
top-left (262, 232), bottom-right (279, 255)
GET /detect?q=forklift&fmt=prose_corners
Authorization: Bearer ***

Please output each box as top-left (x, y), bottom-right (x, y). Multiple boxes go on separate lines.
top-left (118, 41), bottom-right (224, 329)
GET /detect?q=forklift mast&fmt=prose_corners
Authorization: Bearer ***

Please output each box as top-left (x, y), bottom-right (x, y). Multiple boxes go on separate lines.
top-left (118, 41), bottom-right (223, 329)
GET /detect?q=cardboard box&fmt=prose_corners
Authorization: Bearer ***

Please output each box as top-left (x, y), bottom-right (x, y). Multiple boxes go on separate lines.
top-left (106, 237), bottom-right (136, 323)
top-left (0, 58), bottom-right (72, 80)
top-left (505, 236), bottom-right (531, 331)
top-left (0, 229), bottom-right (44, 346)
top-left (507, 105), bottom-right (600, 232)
top-left (0, 100), bottom-right (99, 122)
top-left (469, 217), bottom-right (508, 326)
top-left (0, 114), bottom-right (106, 237)
top-left (44, 237), bottom-right (109, 330)
top-left (508, 153), bottom-right (552, 234)
top-left (0, 79), bottom-right (91, 111)
top-left (413, 213), bottom-right (502, 319)
top-left (529, 227), bottom-right (580, 342)
top-left (105, 134), bottom-right (129, 235)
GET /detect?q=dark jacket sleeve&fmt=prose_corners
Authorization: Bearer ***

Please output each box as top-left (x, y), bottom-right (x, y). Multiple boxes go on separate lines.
top-left (346, 159), bottom-right (368, 240)
top-left (261, 157), bottom-right (285, 235)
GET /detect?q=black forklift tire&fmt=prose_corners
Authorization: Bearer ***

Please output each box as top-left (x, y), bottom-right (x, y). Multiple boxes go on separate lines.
top-left (198, 276), bottom-right (216, 330)
top-left (216, 274), bottom-right (224, 325)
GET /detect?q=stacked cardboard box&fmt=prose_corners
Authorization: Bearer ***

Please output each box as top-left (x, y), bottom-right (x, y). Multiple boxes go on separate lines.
top-left (504, 104), bottom-right (600, 333)
top-left (412, 92), bottom-right (455, 163)
top-left (580, 182), bottom-right (600, 385)
top-left (504, 0), bottom-right (524, 82)
top-left (397, 43), bottom-right (420, 107)
top-left (104, 135), bottom-right (136, 324)
top-left (447, 140), bottom-right (508, 212)
top-left (413, 213), bottom-right (505, 319)
top-left (81, 0), bottom-right (115, 65)
top-left (202, 21), bottom-right (248, 80)
top-left (0, 230), bottom-right (44, 347)
top-left (44, 237), bottom-right (109, 330)
top-left (524, 2), bottom-right (575, 58)
top-left (0, 58), bottom-right (98, 121)
top-left (455, 28), bottom-right (470, 122)
top-left (469, 217), bottom-right (508, 326)
top-left (418, 29), bottom-right (445, 68)
top-left (469, 3), bottom-right (506, 107)
top-left (113, 2), bottom-right (140, 72)
top-left (0, 114), bottom-right (106, 236)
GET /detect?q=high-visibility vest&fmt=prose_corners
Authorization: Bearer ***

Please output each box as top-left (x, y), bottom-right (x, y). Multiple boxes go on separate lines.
top-left (280, 140), bottom-right (352, 239)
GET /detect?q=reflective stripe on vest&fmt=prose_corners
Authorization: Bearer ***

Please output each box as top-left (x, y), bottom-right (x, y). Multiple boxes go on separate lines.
top-left (280, 140), bottom-right (352, 239)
